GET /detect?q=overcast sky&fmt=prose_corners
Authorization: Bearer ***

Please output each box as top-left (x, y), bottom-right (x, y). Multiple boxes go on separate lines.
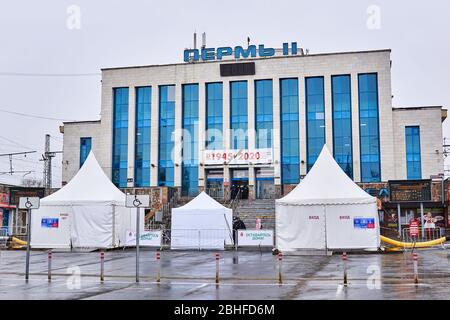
top-left (0, 0), bottom-right (449, 187)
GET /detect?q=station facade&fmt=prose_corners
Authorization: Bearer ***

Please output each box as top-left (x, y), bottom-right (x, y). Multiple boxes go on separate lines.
top-left (61, 46), bottom-right (446, 204)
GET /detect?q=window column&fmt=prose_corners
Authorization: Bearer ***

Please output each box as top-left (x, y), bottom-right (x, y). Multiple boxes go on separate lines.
top-left (305, 77), bottom-right (325, 172)
top-left (134, 87), bottom-right (151, 187)
top-left (181, 84), bottom-right (199, 197)
top-left (405, 126), bottom-right (422, 179)
top-left (158, 85), bottom-right (175, 187)
top-left (358, 73), bottom-right (381, 182)
top-left (112, 87), bottom-right (129, 188)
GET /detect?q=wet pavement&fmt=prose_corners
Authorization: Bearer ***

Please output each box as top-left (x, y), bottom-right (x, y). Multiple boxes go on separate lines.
top-left (1, 248), bottom-right (450, 300)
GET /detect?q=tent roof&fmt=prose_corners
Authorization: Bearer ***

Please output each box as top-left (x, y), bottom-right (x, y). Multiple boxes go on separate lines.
top-left (175, 191), bottom-right (229, 210)
top-left (276, 146), bottom-right (375, 206)
top-left (42, 152), bottom-right (125, 205)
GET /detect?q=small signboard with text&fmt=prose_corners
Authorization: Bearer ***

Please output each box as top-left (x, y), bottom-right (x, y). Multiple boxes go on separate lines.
top-left (353, 217), bottom-right (375, 229)
top-left (41, 218), bottom-right (59, 228)
top-left (125, 230), bottom-right (162, 247)
top-left (204, 149), bottom-right (273, 165)
top-left (237, 229), bottom-right (274, 247)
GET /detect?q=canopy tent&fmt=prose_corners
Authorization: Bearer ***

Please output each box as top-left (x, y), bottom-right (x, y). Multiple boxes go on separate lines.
top-left (276, 146), bottom-right (380, 252)
top-left (171, 192), bottom-right (233, 250)
top-left (30, 152), bottom-right (141, 249)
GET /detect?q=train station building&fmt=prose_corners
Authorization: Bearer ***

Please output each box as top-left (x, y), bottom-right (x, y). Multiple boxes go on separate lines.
top-left (60, 43), bottom-right (447, 216)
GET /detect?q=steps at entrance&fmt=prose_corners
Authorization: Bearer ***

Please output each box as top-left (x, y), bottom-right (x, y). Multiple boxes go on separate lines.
top-left (234, 199), bottom-right (276, 230)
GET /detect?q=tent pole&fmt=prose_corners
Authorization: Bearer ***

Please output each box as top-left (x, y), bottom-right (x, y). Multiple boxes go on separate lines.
top-left (112, 205), bottom-right (116, 247)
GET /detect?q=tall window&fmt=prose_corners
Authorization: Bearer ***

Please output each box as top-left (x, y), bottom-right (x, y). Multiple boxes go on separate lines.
top-left (358, 73), bottom-right (381, 182)
top-left (405, 126), bottom-right (421, 179)
top-left (306, 77), bottom-right (325, 172)
top-left (230, 81), bottom-right (248, 150)
top-left (255, 80), bottom-right (273, 148)
top-left (79, 137), bottom-right (91, 168)
top-left (158, 85), bottom-right (175, 187)
top-left (206, 82), bottom-right (223, 150)
top-left (332, 75), bottom-right (353, 179)
top-left (112, 87), bottom-right (129, 187)
top-left (280, 78), bottom-right (300, 184)
top-left (135, 87), bottom-right (151, 187)
top-left (182, 84), bottom-right (199, 197)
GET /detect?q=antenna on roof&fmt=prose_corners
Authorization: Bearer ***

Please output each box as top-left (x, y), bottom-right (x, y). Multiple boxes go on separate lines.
top-left (201, 32), bottom-right (206, 49)
top-left (193, 32), bottom-right (197, 50)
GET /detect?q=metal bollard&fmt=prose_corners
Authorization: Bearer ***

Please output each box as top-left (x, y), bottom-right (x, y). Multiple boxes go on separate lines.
top-left (277, 252), bottom-right (283, 284)
top-left (156, 251), bottom-right (161, 283)
top-left (100, 250), bottom-right (105, 282)
top-left (215, 253), bottom-right (220, 285)
top-left (47, 250), bottom-right (52, 282)
top-left (342, 252), bottom-right (348, 286)
top-left (413, 252), bottom-right (419, 284)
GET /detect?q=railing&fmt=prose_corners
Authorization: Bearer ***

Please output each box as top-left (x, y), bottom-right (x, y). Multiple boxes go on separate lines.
top-left (401, 227), bottom-right (444, 243)
top-left (229, 188), bottom-right (242, 213)
top-left (159, 229), bottom-right (234, 250)
top-left (206, 187), bottom-right (224, 200)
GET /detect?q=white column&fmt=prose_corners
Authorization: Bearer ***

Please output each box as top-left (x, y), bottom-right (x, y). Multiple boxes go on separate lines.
top-left (324, 75), bottom-right (333, 153)
top-left (298, 76), bottom-right (307, 176)
top-left (247, 80), bottom-right (255, 188)
top-left (198, 82), bottom-right (206, 188)
top-left (127, 87), bottom-right (136, 187)
top-left (351, 73), bottom-right (361, 182)
top-left (174, 85), bottom-right (183, 188)
top-left (223, 81), bottom-right (231, 189)
top-left (150, 85), bottom-right (159, 186)
top-left (272, 78), bottom-right (281, 185)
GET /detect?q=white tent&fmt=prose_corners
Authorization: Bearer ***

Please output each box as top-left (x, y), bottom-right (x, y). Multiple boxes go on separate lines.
top-left (171, 192), bottom-right (233, 250)
top-left (30, 152), bottom-right (141, 249)
top-left (276, 146), bottom-right (380, 252)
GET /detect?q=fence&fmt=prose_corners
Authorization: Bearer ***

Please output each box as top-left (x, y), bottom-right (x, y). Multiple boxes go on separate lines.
top-left (401, 227), bottom-right (444, 243)
top-left (160, 229), bottom-right (234, 250)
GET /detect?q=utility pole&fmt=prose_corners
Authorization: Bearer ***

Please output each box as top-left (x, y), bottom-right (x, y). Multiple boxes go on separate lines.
top-left (0, 151), bottom-right (36, 175)
top-left (41, 134), bottom-right (62, 190)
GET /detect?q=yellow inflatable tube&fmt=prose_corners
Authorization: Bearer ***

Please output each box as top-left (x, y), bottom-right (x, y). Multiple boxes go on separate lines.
top-left (11, 237), bottom-right (27, 246)
top-left (380, 235), bottom-right (448, 248)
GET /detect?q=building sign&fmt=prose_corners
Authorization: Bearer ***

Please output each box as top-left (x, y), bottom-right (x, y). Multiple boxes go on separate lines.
top-left (0, 193), bottom-right (9, 206)
top-left (353, 217), bottom-right (375, 229)
top-left (184, 42), bottom-right (298, 62)
top-left (237, 230), bottom-right (274, 247)
top-left (389, 180), bottom-right (431, 202)
top-left (9, 187), bottom-right (45, 206)
top-left (204, 149), bottom-right (272, 165)
top-left (41, 218), bottom-right (59, 228)
top-left (125, 230), bottom-right (162, 247)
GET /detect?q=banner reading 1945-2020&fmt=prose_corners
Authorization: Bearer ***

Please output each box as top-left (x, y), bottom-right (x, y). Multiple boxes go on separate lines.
top-left (204, 149), bottom-right (273, 165)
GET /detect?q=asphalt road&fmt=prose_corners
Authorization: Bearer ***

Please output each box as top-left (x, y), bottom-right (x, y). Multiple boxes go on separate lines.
top-left (0, 248), bottom-right (450, 299)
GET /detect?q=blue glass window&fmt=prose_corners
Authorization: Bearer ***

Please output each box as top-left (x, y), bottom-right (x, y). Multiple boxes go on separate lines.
top-left (79, 137), bottom-right (92, 168)
top-left (206, 82), bottom-right (223, 150)
top-left (112, 87), bottom-right (129, 187)
top-left (306, 77), bottom-right (325, 172)
top-left (405, 126), bottom-right (421, 179)
top-left (358, 73), bottom-right (381, 182)
top-left (230, 81), bottom-right (248, 150)
top-left (332, 75), bottom-right (353, 179)
top-left (280, 78), bottom-right (300, 184)
top-left (158, 85), bottom-right (175, 187)
top-left (135, 87), bottom-right (151, 187)
top-left (255, 80), bottom-right (273, 148)
top-left (182, 84), bottom-right (199, 197)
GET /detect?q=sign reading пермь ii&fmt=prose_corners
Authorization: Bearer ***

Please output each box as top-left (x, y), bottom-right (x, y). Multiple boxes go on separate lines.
top-left (184, 42), bottom-right (298, 62)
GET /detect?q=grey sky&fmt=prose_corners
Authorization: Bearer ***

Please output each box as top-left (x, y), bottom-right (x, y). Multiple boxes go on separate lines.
top-left (0, 0), bottom-right (449, 186)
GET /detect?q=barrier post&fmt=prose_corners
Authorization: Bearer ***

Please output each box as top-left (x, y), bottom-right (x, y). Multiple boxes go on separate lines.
top-left (342, 252), bottom-right (348, 286)
top-left (47, 250), bottom-right (52, 282)
top-left (215, 253), bottom-right (220, 285)
top-left (413, 252), bottom-right (419, 284)
top-left (156, 251), bottom-right (161, 283)
top-left (277, 252), bottom-right (283, 284)
top-left (100, 250), bottom-right (105, 282)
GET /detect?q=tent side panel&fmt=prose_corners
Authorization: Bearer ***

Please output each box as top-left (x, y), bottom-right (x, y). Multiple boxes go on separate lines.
top-left (117, 206), bottom-right (140, 247)
top-left (275, 204), bottom-right (326, 251)
top-left (30, 206), bottom-right (71, 249)
top-left (325, 202), bottom-right (380, 249)
top-left (70, 205), bottom-right (113, 248)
